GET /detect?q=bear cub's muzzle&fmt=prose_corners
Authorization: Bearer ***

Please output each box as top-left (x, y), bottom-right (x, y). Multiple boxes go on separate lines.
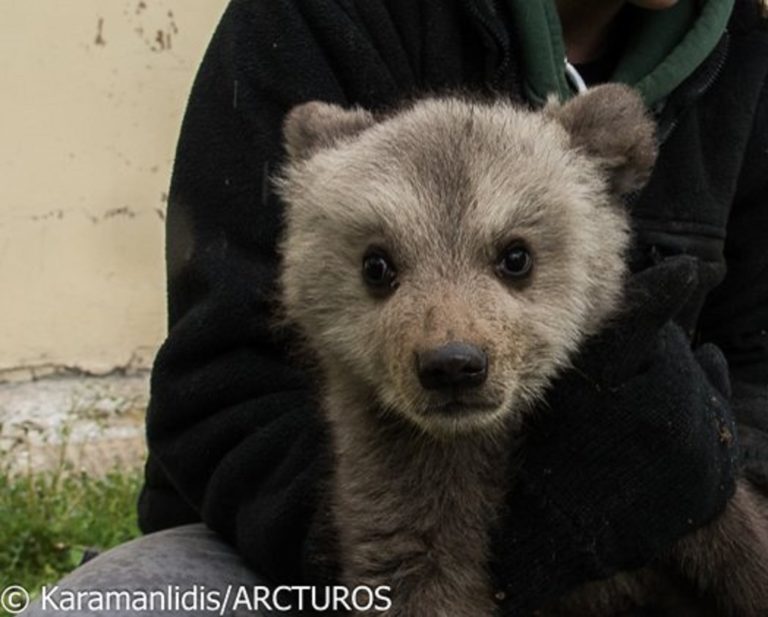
top-left (416, 341), bottom-right (489, 391)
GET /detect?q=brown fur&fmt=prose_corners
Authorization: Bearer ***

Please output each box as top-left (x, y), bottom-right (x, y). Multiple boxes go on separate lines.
top-left (275, 85), bottom-right (768, 616)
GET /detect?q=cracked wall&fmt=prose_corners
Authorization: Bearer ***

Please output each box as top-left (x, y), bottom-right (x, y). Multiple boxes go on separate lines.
top-left (0, 0), bottom-right (228, 380)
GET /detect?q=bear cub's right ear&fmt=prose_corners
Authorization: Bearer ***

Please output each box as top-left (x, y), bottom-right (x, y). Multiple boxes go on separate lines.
top-left (283, 101), bottom-right (376, 160)
top-left (546, 84), bottom-right (658, 195)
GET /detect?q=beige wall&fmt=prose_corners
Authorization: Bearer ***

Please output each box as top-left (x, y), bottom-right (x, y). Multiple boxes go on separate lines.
top-left (0, 0), bottom-right (229, 379)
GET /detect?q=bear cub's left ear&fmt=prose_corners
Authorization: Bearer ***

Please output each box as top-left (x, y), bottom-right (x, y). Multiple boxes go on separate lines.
top-left (283, 101), bottom-right (376, 161)
top-left (546, 84), bottom-right (658, 195)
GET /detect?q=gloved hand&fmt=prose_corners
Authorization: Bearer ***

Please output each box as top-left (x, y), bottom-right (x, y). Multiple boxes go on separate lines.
top-left (490, 256), bottom-right (739, 613)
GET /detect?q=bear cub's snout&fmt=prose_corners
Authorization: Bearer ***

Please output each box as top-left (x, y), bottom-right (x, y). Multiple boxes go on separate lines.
top-left (416, 341), bottom-right (489, 392)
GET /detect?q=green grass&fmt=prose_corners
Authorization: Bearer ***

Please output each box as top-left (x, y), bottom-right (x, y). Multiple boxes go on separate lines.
top-left (0, 465), bottom-right (142, 604)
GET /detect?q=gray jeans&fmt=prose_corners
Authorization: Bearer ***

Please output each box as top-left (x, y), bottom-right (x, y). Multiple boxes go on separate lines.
top-left (21, 524), bottom-right (295, 616)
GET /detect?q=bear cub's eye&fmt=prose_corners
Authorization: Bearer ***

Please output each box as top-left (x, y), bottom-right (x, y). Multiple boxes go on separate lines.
top-left (362, 247), bottom-right (398, 293)
top-left (496, 243), bottom-right (533, 280)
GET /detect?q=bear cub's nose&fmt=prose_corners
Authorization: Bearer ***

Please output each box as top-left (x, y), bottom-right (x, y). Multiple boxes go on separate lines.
top-left (417, 342), bottom-right (488, 390)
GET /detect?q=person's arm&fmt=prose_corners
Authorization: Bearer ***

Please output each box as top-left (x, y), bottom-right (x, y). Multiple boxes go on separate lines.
top-left (140, 0), bottom-right (359, 583)
top-left (490, 80), bottom-right (768, 614)
top-left (698, 78), bottom-right (768, 492)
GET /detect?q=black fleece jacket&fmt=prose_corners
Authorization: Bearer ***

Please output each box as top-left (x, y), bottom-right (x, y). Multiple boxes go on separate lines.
top-left (139, 0), bottom-right (768, 611)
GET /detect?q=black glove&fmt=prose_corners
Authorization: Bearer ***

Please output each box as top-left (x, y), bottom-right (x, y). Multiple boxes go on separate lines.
top-left (490, 256), bottom-right (739, 614)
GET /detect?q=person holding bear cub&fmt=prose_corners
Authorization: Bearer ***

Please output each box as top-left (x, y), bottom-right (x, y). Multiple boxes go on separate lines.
top-left (23, 0), bottom-right (768, 616)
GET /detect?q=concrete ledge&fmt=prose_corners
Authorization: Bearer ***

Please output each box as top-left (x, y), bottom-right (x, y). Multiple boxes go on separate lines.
top-left (0, 373), bottom-right (148, 475)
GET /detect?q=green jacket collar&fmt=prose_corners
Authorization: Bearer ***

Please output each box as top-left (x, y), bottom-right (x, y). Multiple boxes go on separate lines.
top-left (502, 0), bottom-right (734, 106)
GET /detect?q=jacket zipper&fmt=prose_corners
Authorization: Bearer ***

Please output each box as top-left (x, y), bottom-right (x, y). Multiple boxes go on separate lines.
top-left (625, 32), bottom-right (731, 209)
top-left (461, 0), bottom-right (511, 91)
top-left (657, 32), bottom-right (731, 146)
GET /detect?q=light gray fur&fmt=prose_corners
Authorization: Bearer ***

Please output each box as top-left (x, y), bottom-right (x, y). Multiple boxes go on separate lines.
top-left (275, 85), bottom-right (768, 616)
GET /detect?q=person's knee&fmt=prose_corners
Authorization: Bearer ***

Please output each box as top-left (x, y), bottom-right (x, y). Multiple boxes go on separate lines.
top-left (20, 524), bottom-right (273, 616)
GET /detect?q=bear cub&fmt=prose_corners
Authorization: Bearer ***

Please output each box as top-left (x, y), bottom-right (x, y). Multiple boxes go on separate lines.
top-left (275, 85), bottom-right (768, 616)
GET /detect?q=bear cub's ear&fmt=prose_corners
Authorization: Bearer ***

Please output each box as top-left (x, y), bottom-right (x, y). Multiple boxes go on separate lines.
top-left (546, 84), bottom-right (658, 195)
top-left (283, 101), bottom-right (376, 160)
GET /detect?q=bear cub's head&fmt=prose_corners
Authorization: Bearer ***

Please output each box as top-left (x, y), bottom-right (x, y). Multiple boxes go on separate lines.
top-left (276, 85), bottom-right (656, 435)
